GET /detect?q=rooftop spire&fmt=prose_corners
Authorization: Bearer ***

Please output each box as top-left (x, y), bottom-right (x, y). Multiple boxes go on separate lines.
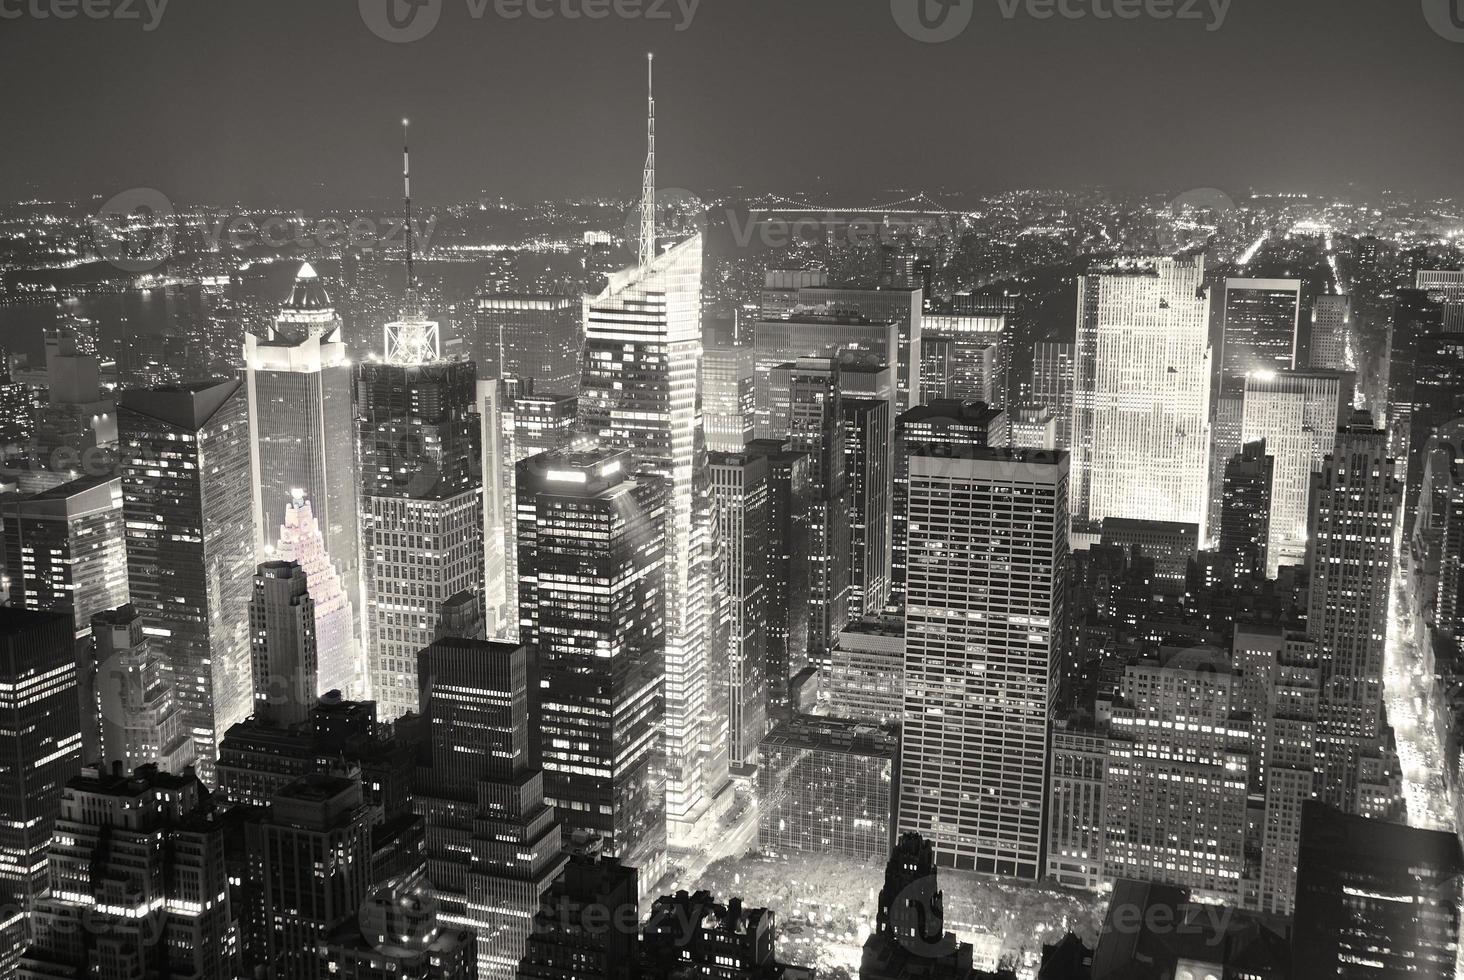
top-left (639, 53), bottom-right (656, 269)
top-left (402, 117), bottom-right (416, 296)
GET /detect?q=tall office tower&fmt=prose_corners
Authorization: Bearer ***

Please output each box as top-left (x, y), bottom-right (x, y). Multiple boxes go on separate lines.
top-left (90, 605), bottom-right (194, 773)
top-left (1232, 626), bottom-right (1321, 916)
top-left (1045, 715), bottom-right (1107, 891)
top-left (897, 448), bottom-right (1068, 878)
top-left (921, 331), bottom-right (1001, 404)
top-left (1418, 269), bottom-right (1464, 332)
top-left (1292, 804), bottom-right (1464, 979)
top-left (758, 269), bottom-right (828, 319)
top-left (0, 609), bottom-right (80, 949)
top-left (19, 766), bottom-right (239, 980)
top-left (756, 715), bottom-right (897, 862)
top-left (641, 891), bottom-right (810, 979)
top-left (515, 836), bottom-right (639, 980)
top-left (766, 357), bottom-right (851, 666)
top-left (27, 327), bottom-right (115, 493)
top-left (1415, 422), bottom-right (1464, 646)
top-left (1102, 647), bottom-right (1252, 904)
top-left (702, 337), bottom-right (756, 451)
top-left (356, 355), bottom-right (482, 721)
top-left (117, 378), bottom-right (254, 783)
top-left (415, 638), bottom-right (565, 980)
top-left (796, 286), bottom-right (924, 414)
top-left (1, 474), bottom-right (128, 634)
top-left (1098, 518), bottom-right (1198, 593)
top-left (0, 377), bottom-right (33, 457)
top-left (473, 293), bottom-right (582, 390)
top-left (1009, 404), bottom-right (1058, 449)
top-left (752, 313), bottom-right (900, 436)
top-left (1027, 352), bottom-right (1072, 464)
top-left (1306, 415), bottom-right (1400, 814)
top-left (244, 265), bottom-right (358, 587)
top-left (843, 396), bottom-right (892, 619)
top-left (276, 496), bottom-right (358, 698)
top-left (1308, 294), bottom-right (1352, 371)
top-left (889, 400), bottom-right (1006, 610)
top-left (827, 617), bottom-right (904, 723)
top-left (1207, 374), bottom-right (1247, 539)
top-left (516, 449), bottom-right (667, 876)
top-left (250, 561), bottom-right (318, 728)
top-left (707, 452), bottom-right (769, 775)
top-left (253, 774), bottom-right (375, 979)
top-left (861, 832), bottom-right (981, 980)
top-left (495, 387), bottom-right (582, 639)
top-left (581, 167), bottom-right (722, 841)
top-left (1070, 256), bottom-right (1213, 540)
top-left (1241, 369), bottom-right (1353, 575)
top-left (1392, 288), bottom-right (1464, 532)
top-left (1220, 277), bottom-right (1301, 376)
top-left (744, 440), bottom-right (811, 715)
top-left (475, 380), bottom-right (511, 640)
top-left (1219, 440), bottom-right (1275, 580)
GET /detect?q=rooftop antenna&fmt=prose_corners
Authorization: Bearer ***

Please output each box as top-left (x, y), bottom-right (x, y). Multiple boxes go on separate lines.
top-left (639, 53), bottom-right (656, 269)
top-left (403, 117), bottom-right (416, 301)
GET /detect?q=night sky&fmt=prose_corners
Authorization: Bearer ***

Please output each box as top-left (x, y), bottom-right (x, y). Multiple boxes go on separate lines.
top-left (3, 0), bottom-right (1462, 205)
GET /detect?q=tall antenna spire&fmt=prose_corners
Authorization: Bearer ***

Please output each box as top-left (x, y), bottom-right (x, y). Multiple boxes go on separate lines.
top-left (402, 117), bottom-right (415, 295)
top-left (639, 53), bottom-right (656, 269)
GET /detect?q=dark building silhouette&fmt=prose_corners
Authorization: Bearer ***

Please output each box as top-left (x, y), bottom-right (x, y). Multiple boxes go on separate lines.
top-left (1219, 440), bottom-right (1275, 581)
top-left (515, 835), bottom-right (640, 980)
top-left (1293, 804), bottom-right (1463, 979)
top-left (642, 890), bottom-right (812, 979)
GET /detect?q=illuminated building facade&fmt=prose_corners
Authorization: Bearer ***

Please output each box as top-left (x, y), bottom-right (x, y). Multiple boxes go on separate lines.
top-left (117, 379), bottom-right (255, 783)
top-left (516, 449), bottom-right (667, 877)
top-left (1241, 369), bottom-right (1352, 575)
top-left (275, 497), bottom-right (359, 698)
top-left (897, 448), bottom-right (1068, 878)
top-left (473, 293), bottom-right (582, 392)
top-left (1071, 256), bottom-right (1213, 539)
top-left (90, 604), bottom-right (195, 774)
top-left (1220, 277), bottom-right (1301, 376)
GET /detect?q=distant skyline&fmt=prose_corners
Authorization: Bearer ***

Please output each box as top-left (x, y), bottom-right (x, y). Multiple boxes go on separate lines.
top-left (2, 0), bottom-right (1463, 206)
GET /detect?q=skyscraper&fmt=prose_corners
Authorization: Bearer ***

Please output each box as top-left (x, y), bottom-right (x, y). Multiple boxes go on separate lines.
top-left (1292, 804), bottom-right (1463, 979)
top-left (253, 774), bottom-right (375, 979)
top-left (795, 286), bottom-right (924, 414)
top-left (91, 604), bottom-right (195, 773)
top-left (516, 448), bottom-right (667, 877)
top-left (752, 312), bottom-right (900, 437)
top-left (244, 263), bottom-right (358, 589)
top-left (701, 337), bottom-right (756, 452)
top-left (515, 836), bottom-right (639, 980)
top-left (117, 379), bottom-right (255, 781)
top-left (1220, 277), bottom-right (1301, 376)
top-left (0, 609), bottom-right (80, 950)
top-left (1, 473), bottom-right (128, 636)
top-left (766, 357), bottom-right (850, 666)
top-left (707, 451), bottom-right (769, 774)
top-left (18, 765), bottom-right (241, 980)
top-left (1306, 415), bottom-right (1400, 814)
top-left (1071, 256), bottom-right (1213, 540)
top-left (1102, 647), bottom-right (1251, 904)
top-left (250, 560), bottom-right (318, 728)
top-left (1031, 341), bottom-right (1075, 449)
top-left (415, 638), bottom-right (565, 980)
top-left (1241, 369), bottom-right (1352, 575)
top-left (897, 448), bottom-right (1068, 878)
top-left (472, 292), bottom-right (582, 391)
top-left (745, 440), bottom-right (812, 716)
top-left (1308, 294), bottom-right (1352, 372)
top-left (843, 395), bottom-right (892, 619)
top-left (578, 60), bottom-right (725, 842)
top-left (1417, 269), bottom-right (1464, 332)
top-left (889, 399), bottom-right (1006, 610)
top-left (276, 495), bottom-right (359, 698)
top-left (356, 355), bottom-right (483, 720)
top-left (1219, 440), bottom-right (1275, 580)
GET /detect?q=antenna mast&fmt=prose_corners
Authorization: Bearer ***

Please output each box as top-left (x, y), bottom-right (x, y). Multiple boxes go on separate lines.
top-left (403, 117), bottom-right (415, 295)
top-left (639, 53), bottom-right (656, 269)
